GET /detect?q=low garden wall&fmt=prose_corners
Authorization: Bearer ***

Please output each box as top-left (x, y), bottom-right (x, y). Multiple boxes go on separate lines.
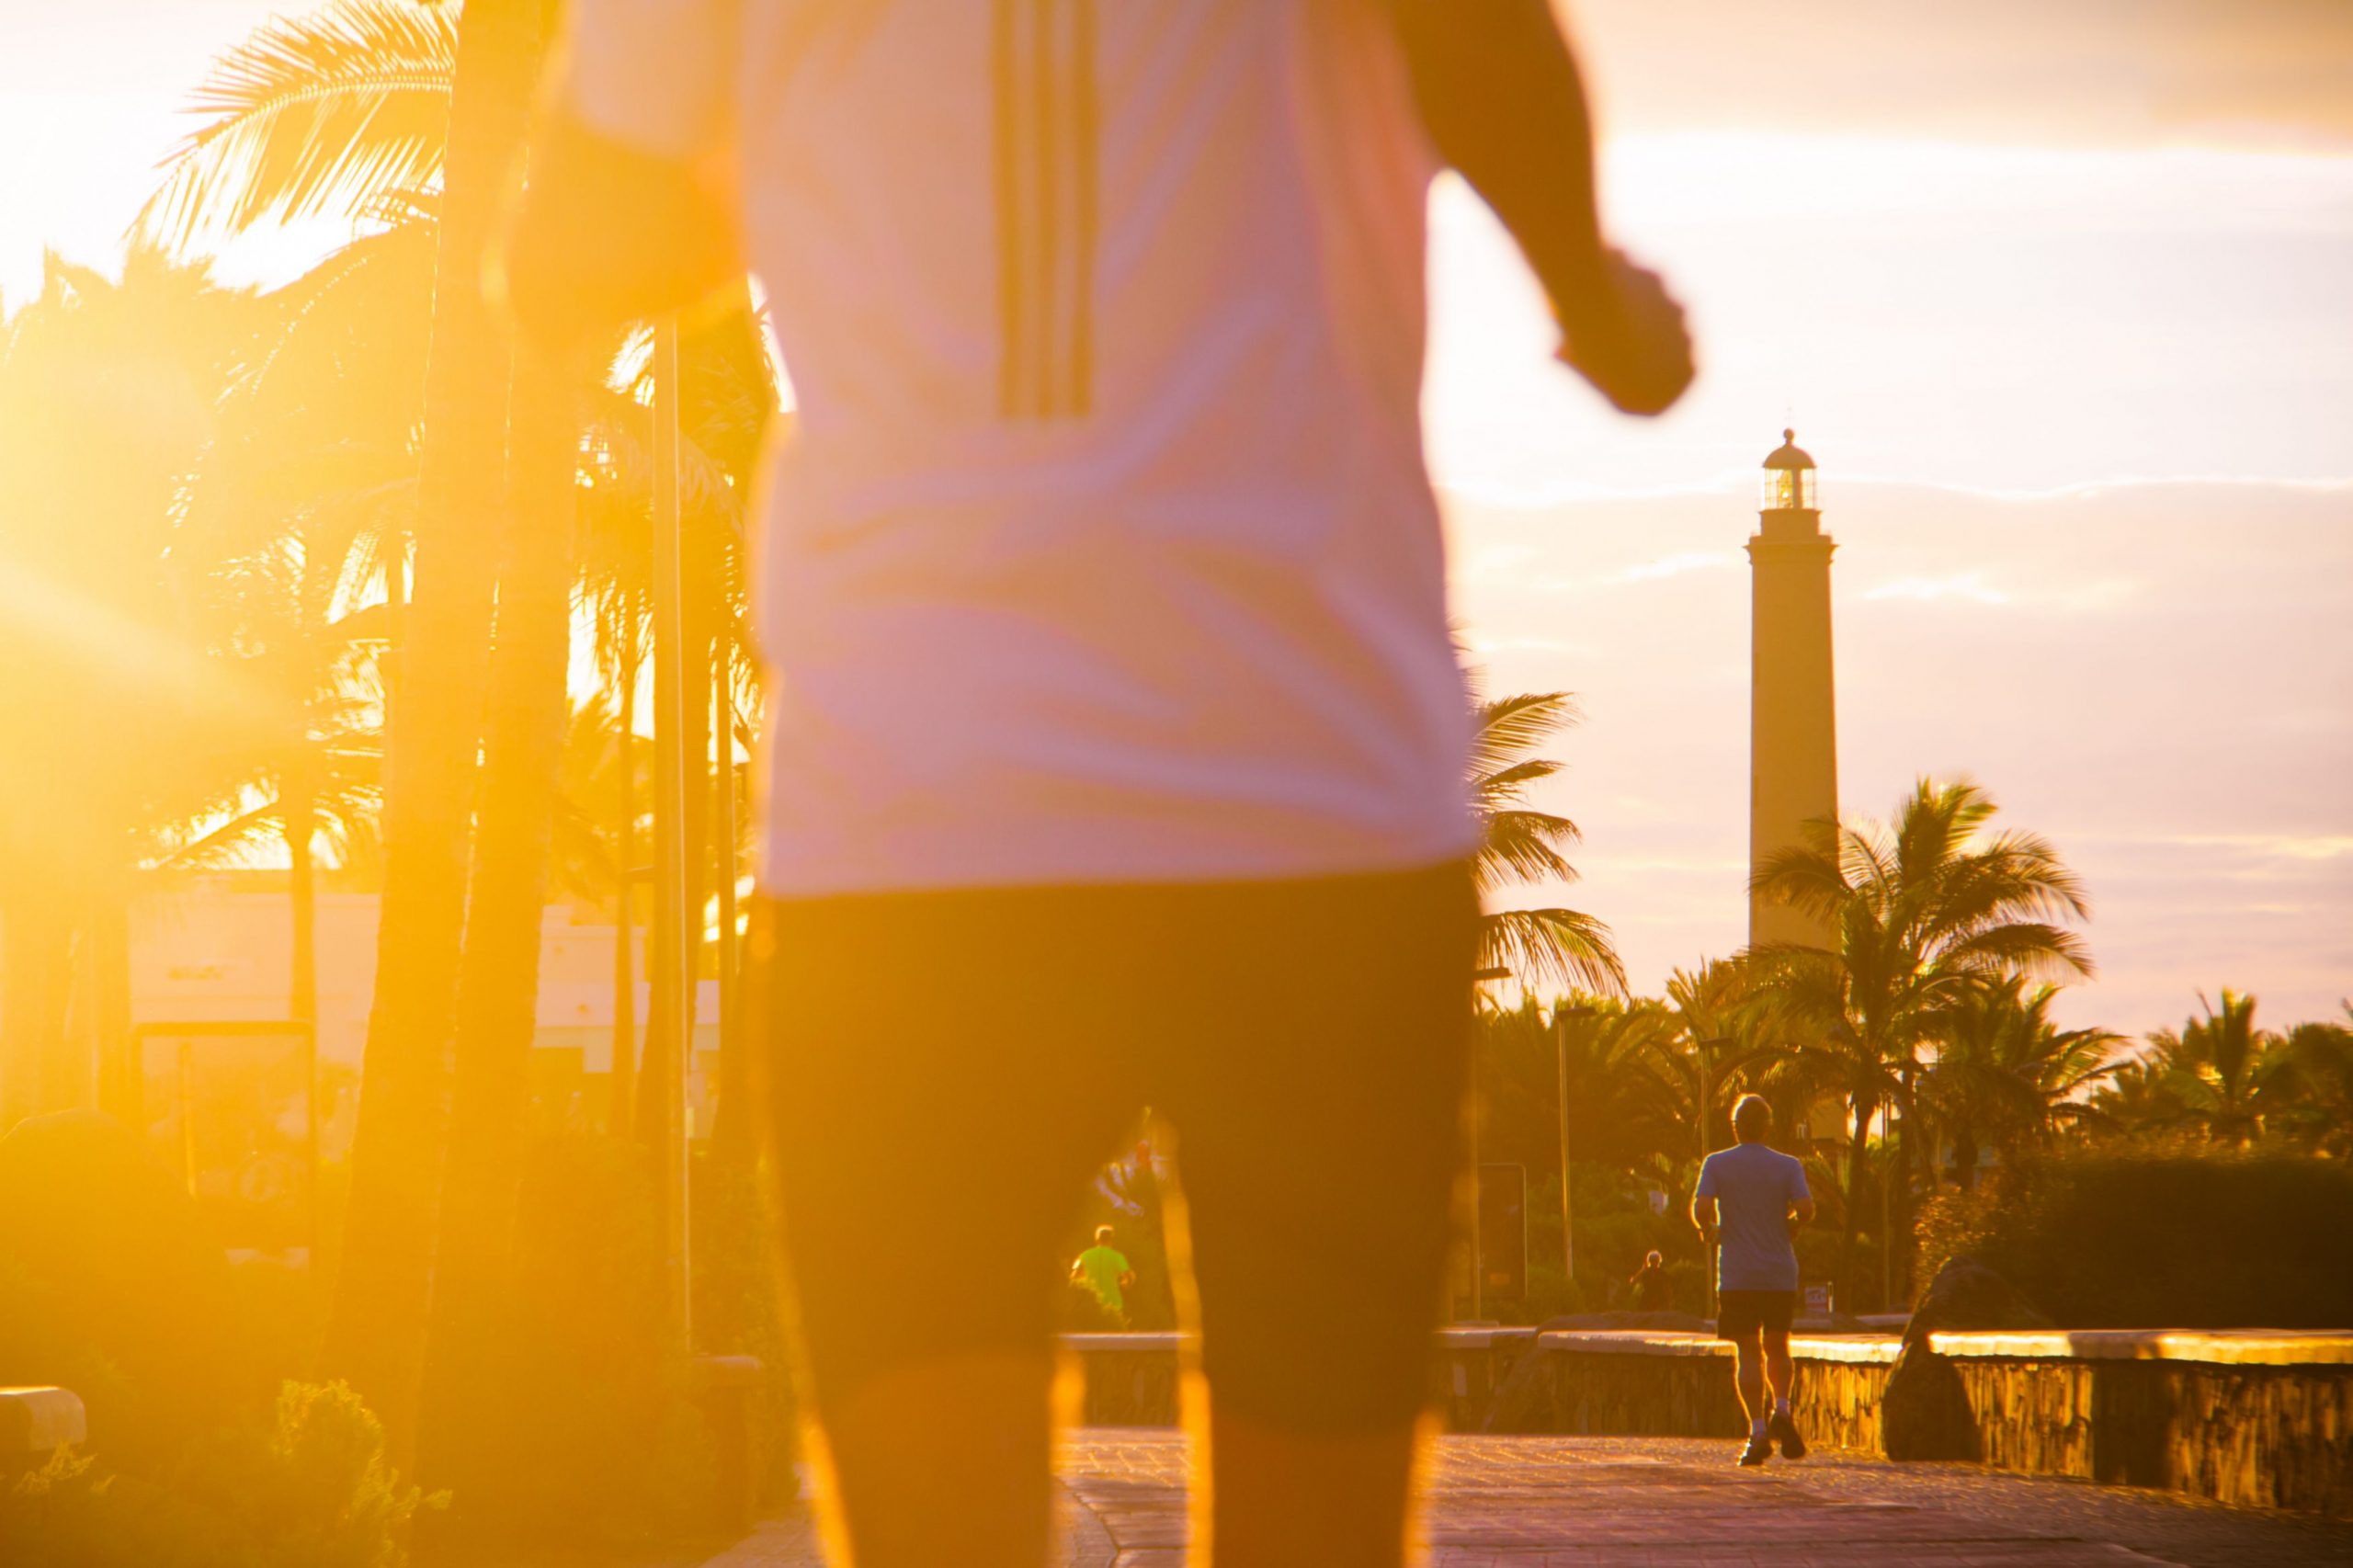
top-left (1540, 1330), bottom-right (1898, 1454)
top-left (1057, 1327), bottom-right (1539, 1431)
top-left (1058, 1328), bottom-right (2353, 1517)
top-left (1538, 1327), bottom-right (2353, 1517)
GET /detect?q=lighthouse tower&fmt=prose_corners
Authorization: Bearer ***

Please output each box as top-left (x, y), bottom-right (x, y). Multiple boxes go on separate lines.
top-left (1748, 430), bottom-right (1838, 948)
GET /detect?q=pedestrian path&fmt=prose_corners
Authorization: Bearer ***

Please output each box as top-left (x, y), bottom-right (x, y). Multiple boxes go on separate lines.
top-left (702, 1430), bottom-right (2353, 1568)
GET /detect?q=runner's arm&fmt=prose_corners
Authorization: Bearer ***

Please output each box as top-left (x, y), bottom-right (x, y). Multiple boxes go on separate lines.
top-left (1383, 0), bottom-right (1693, 415)
top-left (494, 0), bottom-right (745, 356)
top-left (1689, 1191), bottom-right (1719, 1246)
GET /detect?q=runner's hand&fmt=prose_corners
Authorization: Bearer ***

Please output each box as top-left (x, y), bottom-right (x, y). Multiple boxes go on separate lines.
top-left (1559, 250), bottom-right (1695, 417)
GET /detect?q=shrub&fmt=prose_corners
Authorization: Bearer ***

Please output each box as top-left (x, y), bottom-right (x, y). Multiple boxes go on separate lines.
top-left (1915, 1146), bottom-right (2353, 1327)
top-left (0, 1381), bottom-right (438, 1568)
top-left (689, 1142), bottom-right (798, 1506)
top-left (0, 1111), bottom-right (258, 1474)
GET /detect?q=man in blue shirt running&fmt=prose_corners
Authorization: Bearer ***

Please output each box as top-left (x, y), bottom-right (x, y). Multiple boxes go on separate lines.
top-left (1693, 1095), bottom-right (1816, 1467)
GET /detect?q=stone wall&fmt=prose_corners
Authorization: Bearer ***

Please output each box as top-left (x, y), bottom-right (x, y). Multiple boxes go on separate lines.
top-left (1061, 1334), bottom-right (1181, 1427)
top-left (1539, 1328), bottom-right (2352, 1518)
top-left (1055, 1327), bottom-right (2353, 1517)
top-left (1542, 1333), bottom-right (1893, 1451)
top-left (1949, 1353), bottom-right (2353, 1515)
top-left (1057, 1328), bottom-right (1540, 1433)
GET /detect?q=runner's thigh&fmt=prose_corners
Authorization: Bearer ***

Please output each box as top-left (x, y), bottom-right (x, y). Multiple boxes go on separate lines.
top-left (1152, 863), bottom-right (1475, 1432)
top-left (750, 887), bottom-right (1143, 1412)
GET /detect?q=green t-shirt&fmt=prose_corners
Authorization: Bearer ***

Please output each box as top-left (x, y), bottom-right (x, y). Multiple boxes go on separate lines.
top-left (1074, 1244), bottom-right (1131, 1313)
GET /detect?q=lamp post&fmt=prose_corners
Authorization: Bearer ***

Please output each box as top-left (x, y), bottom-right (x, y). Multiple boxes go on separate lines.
top-left (1696, 1036), bottom-right (1734, 1319)
top-left (651, 316), bottom-right (693, 1346)
top-left (1467, 966), bottom-right (1512, 1323)
top-left (1555, 1004), bottom-right (1599, 1292)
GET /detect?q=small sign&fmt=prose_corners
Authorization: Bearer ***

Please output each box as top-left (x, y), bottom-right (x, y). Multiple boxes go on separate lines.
top-left (1803, 1284), bottom-right (1831, 1314)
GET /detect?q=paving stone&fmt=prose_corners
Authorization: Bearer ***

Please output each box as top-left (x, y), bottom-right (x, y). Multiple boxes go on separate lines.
top-left (699, 1430), bottom-right (2353, 1568)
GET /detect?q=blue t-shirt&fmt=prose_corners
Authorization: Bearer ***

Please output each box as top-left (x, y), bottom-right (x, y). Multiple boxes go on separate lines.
top-left (1696, 1142), bottom-right (1810, 1293)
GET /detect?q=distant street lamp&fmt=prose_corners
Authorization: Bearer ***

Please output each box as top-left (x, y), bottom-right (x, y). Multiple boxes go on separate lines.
top-left (1696, 1036), bottom-right (1734, 1318)
top-left (652, 317), bottom-right (693, 1346)
top-left (1467, 966), bottom-right (1511, 1323)
top-left (1556, 1004), bottom-right (1600, 1291)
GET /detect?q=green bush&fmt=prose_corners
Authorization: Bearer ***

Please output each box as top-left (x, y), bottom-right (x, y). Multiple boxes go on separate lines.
top-left (1915, 1146), bottom-right (2353, 1327)
top-left (0, 1381), bottom-right (438, 1568)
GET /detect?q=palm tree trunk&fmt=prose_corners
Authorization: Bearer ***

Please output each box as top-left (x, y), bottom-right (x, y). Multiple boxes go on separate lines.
top-left (633, 538), bottom-right (710, 1149)
top-left (90, 889), bottom-right (134, 1125)
top-left (287, 778), bottom-right (318, 1029)
top-left (710, 639), bottom-right (748, 1157)
top-left (0, 888), bottom-right (64, 1131)
top-left (609, 615), bottom-right (638, 1135)
top-left (1836, 1092), bottom-right (1872, 1311)
top-left (415, 336), bottom-right (578, 1514)
top-left (319, 0), bottom-right (545, 1457)
top-left (1892, 1077), bottom-right (1917, 1306)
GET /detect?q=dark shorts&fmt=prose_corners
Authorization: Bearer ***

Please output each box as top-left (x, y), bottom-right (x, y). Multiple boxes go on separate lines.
top-left (1714, 1290), bottom-right (1797, 1342)
top-left (747, 860), bottom-right (1476, 1434)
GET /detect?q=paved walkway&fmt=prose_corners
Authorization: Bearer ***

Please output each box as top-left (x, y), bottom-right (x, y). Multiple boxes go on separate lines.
top-left (704, 1431), bottom-right (2353, 1568)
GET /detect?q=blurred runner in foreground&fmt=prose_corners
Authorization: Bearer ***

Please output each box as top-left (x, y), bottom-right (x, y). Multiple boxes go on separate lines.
top-left (506, 2), bottom-right (1690, 1562)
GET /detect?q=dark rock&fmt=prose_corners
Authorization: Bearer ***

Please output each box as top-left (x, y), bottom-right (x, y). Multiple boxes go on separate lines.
top-left (1881, 1341), bottom-right (1982, 1460)
top-left (1481, 1341), bottom-right (1558, 1433)
top-left (1883, 1255), bottom-right (2054, 1461)
top-left (1903, 1253), bottom-right (2055, 1347)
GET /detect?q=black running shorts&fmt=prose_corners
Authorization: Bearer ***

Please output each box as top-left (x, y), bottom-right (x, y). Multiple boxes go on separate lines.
top-left (1714, 1290), bottom-right (1797, 1342)
top-left (746, 860), bottom-right (1475, 1434)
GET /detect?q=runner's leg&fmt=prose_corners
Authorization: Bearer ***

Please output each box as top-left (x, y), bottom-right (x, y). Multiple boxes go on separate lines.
top-left (1152, 865), bottom-right (1474, 1568)
top-left (1763, 1327), bottom-right (1796, 1407)
top-left (749, 890), bottom-right (1141, 1568)
top-left (1731, 1327), bottom-right (1767, 1429)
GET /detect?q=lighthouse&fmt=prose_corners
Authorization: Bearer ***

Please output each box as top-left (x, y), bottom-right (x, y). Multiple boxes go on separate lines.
top-left (1748, 430), bottom-right (1838, 948)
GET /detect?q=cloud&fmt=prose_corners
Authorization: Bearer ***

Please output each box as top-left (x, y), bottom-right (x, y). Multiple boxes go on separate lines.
top-left (1859, 573), bottom-right (2013, 607)
top-left (1616, 551), bottom-right (1738, 584)
top-left (1572, 0), bottom-right (2353, 147)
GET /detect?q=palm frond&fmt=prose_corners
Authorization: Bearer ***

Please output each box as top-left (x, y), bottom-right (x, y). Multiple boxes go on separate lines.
top-left (140, 0), bottom-right (458, 248)
top-left (1478, 906), bottom-right (1627, 998)
top-left (1467, 691), bottom-right (1581, 783)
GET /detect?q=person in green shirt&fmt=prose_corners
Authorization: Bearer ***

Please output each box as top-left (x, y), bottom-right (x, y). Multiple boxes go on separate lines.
top-left (1070, 1227), bottom-right (1137, 1328)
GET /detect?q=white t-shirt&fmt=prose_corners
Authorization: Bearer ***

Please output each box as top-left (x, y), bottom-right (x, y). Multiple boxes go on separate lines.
top-left (564, 0), bottom-right (1475, 894)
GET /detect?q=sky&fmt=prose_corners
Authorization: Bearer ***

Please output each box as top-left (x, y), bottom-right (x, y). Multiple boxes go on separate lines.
top-left (3, 0), bottom-right (2348, 1039)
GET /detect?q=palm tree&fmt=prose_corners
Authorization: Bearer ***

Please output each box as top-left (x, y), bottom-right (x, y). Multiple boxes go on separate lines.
top-left (1916, 977), bottom-right (2120, 1189)
top-left (1646, 959), bottom-right (1805, 1178)
top-left (162, 210), bottom-right (435, 1029)
top-left (290, 0), bottom-right (551, 1456)
top-left (2085, 1052), bottom-right (2190, 1140)
top-left (2138, 990), bottom-right (2287, 1147)
top-left (2273, 1006), bottom-right (2353, 1157)
top-left (142, 0), bottom-right (776, 1473)
top-left (0, 249), bottom-right (265, 1126)
top-left (162, 549), bottom-right (388, 1034)
top-left (1470, 692), bottom-right (1625, 996)
top-left (1475, 995), bottom-right (1677, 1177)
top-left (147, 0), bottom-right (779, 1157)
top-left (1748, 778), bottom-right (2092, 1307)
